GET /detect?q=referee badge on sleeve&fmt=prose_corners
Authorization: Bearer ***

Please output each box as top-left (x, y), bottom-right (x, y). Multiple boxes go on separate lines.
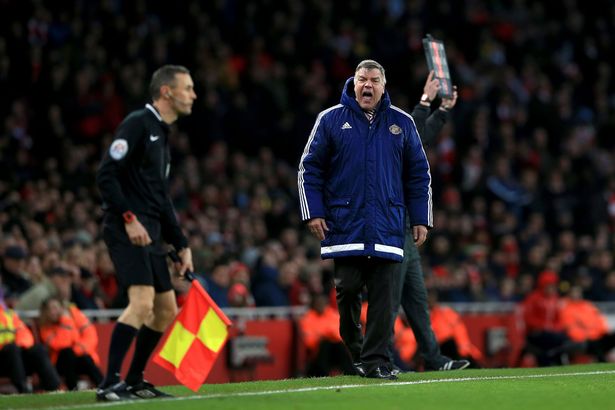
top-left (109, 139), bottom-right (129, 160)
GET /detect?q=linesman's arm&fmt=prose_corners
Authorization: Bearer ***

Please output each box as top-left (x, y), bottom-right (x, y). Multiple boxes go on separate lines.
top-left (96, 116), bottom-right (151, 246)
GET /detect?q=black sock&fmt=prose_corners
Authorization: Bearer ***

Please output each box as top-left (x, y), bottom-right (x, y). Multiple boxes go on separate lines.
top-left (125, 326), bottom-right (163, 385)
top-left (100, 322), bottom-right (138, 388)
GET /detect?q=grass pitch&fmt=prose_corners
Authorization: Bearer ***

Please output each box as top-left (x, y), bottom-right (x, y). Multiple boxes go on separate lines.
top-left (1, 364), bottom-right (614, 410)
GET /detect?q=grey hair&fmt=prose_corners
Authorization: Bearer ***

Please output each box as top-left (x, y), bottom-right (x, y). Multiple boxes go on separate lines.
top-left (354, 59), bottom-right (386, 85)
top-left (149, 65), bottom-right (190, 100)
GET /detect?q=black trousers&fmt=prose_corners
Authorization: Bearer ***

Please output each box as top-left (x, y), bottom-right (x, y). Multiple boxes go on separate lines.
top-left (0, 343), bottom-right (61, 392)
top-left (334, 256), bottom-right (398, 373)
top-left (585, 333), bottom-right (615, 362)
top-left (526, 331), bottom-right (572, 366)
top-left (390, 234), bottom-right (448, 369)
top-left (56, 348), bottom-right (103, 390)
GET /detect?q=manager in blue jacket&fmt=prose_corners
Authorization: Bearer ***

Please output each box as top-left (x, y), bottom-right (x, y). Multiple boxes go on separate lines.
top-left (298, 59), bottom-right (433, 380)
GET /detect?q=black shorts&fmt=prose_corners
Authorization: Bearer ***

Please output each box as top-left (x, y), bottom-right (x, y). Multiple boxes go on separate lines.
top-left (102, 213), bottom-right (173, 293)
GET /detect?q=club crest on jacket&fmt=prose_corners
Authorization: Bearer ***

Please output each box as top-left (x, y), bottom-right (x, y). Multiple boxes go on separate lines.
top-left (389, 124), bottom-right (402, 135)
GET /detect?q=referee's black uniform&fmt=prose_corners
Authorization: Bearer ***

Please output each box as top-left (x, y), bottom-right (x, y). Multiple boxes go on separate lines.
top-left (97, 103), bottom-right (187, 292)
top-left (96, 65), bottom-right (195, 401)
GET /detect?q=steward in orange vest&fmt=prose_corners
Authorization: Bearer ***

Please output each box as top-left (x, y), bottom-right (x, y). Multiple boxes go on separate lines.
top-left (560, 286), bottom-right (615, 361)
top-left (427, 290), bottom-right (483, 364)
top-left (0, 304), bottom-right (60, 393)
top-left (39, 297), bottom-right (103, 390)
top-left (429, 304), bottom-right (483, 362)
top-left (393, 316), bottom-right (418, 365)
top-left (299, 293), bottom-right (353, 376)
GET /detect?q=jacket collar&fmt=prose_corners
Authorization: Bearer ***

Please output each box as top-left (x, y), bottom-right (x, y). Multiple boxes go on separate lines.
top-left (145, 103), bottom-right (170, 132)
top-left (145, 103), bottom-right (163, 122)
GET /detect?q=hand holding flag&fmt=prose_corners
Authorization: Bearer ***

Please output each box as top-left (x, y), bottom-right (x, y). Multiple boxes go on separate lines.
top-left (153, 251), bottom-right (232, 391)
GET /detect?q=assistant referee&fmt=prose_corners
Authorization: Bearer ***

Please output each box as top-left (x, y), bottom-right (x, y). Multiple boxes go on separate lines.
top-left (95, 65), bottom-right (196, 401)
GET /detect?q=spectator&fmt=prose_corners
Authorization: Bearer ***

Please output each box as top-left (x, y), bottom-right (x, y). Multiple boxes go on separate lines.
top-left (0, 294), bottom-right (61, 393)
top-left (94, 248), bottom-right (121, 308)
top-left (427, 290), bottom-right (483, 367)
top-left (252, 240), bottom-right (289, 306)
top-left (227, 262), bottom-right (255, 308)
top-left (38, 296), bottom-right (103, 390)
top-left (289, 262), bottom-right (323, 307)
top-left (393, 315), bottom-right (418, 370)
top-left (521, 270), bottom-right (576, 366)
top-left (1, 245), bottom-right (32, 306)
top-left (203, 263), bottom-right (231, 308)
top-left (16, 266), bottom-right (72, 311)
top-left (65, 243), bottom-right (105, 309)
top-left (24, 255), bottom-right (45, 285)
top-left (227, 282), bottom-right (255, 308)
top-left (560, 285), bottom-right (615, 362)
top-left (299, 293), bottom-right (353, 377)
top-left (601, 271), bottom-right (615, 302)
top-left (0, 0), bottom-right (614, 314)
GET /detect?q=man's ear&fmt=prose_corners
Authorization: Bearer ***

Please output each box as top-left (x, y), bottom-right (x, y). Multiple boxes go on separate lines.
top-left (160, 85), bottom-right (171, 98)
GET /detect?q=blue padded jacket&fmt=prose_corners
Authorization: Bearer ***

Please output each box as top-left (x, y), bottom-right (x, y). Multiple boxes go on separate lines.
top-left (298, 77), bottom-right (432, 261)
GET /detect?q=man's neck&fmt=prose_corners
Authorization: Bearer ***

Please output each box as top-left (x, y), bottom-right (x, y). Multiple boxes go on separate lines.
top-left (358, 100), bottom-right (381, 113)
top-left (362, 103), bottom-right (379, 123)
top-left (152, 101), bottom-right (178, 125)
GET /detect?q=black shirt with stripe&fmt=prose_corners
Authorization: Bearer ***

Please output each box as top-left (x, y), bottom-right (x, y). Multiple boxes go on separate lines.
top-left (96, 104), bottom-right (187, 250)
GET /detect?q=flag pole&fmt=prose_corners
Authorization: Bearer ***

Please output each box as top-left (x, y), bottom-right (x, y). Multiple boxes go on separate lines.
top-left (168, 250), bottom-right (196, 282)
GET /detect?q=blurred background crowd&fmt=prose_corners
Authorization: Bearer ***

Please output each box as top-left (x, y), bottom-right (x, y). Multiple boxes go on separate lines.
top-left (2, 0), bottom-right (615, 314)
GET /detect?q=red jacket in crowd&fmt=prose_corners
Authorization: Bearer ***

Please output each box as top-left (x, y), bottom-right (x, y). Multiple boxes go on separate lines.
top-left (522, 270), bottom-right (563, 333)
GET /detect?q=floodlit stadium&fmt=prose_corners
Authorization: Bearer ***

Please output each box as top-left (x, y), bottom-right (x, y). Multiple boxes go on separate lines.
top-left (0, 0), bottom-right (614, 407)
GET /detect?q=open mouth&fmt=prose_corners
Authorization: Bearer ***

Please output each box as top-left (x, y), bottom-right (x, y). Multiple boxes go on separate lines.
top-left (359, 90), bottom-right (374, 105)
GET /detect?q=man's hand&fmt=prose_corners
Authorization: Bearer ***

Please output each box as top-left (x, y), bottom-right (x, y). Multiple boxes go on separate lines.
top-left (307, 218), bottom-right (329, 241)
top-left (176, 247), bottom-right (194, 277)
top-left (441, 85), bottom-right (458, 111)
top-left (423, 70), bottom-right (441, 102)
top-left (125, 219), bottom-right (152, 246)
top-left (413, 225), bottom-right (428, 247)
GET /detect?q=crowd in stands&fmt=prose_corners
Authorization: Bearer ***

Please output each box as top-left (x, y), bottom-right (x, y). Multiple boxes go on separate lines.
top-left (1, 1), bottom-right (615, 315)
top-left (0, 0), bottom-right (615, 387)
top-left (518, 270), bottom-right (615, 367)
top-left (0, 283), bottom-right (103, 393)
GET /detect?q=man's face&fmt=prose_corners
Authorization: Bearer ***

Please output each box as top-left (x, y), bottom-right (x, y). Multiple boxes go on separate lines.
top-left (354, 68), bottom-right (385, 111)
top-left (43, 299), bottom-right (63, 323)
top-left (4, 257), bottom-right (25, 274)
top-left (50, 273), bottom-right (72, 301)
top-left (543, 283), bottom-right (557, 297)
top-left (169, 73), bottom-right (197, 115)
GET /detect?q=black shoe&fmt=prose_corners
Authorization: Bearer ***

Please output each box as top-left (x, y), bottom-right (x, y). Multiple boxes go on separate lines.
top-left (96, 381), bottom-right (138, 402)
top-left (353, 362), bottom-right (367, 377)
top-left (390, 365), bottom-right (414, 376)
top-left (439, 360), bottom-right (470, 371)
top-left (365, 366), bottom-right (398, 380)
top-left (127, 380), bottom-right (173, 399)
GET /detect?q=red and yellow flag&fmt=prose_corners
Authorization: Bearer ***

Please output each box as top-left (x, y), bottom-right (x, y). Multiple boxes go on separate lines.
top-left (153, 280), bottom-right (232, 391)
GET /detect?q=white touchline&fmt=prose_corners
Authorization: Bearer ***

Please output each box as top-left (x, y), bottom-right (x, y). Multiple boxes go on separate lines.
top-left (22, 370), bottom-right (615, 410)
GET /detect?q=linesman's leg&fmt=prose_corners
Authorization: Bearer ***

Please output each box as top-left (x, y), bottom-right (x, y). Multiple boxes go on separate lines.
top-left (123, 252), bottom-right (176, 398)
top-left (125, 289), bottom-right (177, 385)
top-left (100, 284), bottom-right (155, 388)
